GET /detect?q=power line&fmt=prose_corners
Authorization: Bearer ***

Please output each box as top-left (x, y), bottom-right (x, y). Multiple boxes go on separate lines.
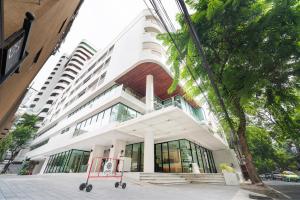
top-left (143, 0), bottom-right (216, 115)
top-left (145, 0), bottom-right (241, 158)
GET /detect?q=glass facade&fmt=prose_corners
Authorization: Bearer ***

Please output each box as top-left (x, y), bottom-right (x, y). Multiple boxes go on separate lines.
top-left (74, 103), bottom-right (142, 136)
top-left (125, 143), bottom-right (144, 172)
top-left (154, 96), bottom-right (205, 122)
top-left (44, 149), bottom-right (90, 173)
top-left (125, 139), bottom-right (217, 173)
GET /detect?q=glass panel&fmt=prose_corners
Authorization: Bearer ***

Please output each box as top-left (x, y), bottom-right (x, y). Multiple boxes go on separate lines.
top-left (79, 151), bottom-right (90, 172)
top-left (125, 144), bottom-right (133, 157)
top-left (61, 150), bottom-right (71, 173)
top-left (168, 141), bottom-right (181, 173)
top-left (131, 144), bottom-right (141, 172)
top-left (91, 114), bottom-right (98, 126)
top-left (140, 143), bottom-right (144, 172)
top-left (97, 112), bottom-right (104, 125)
top-left (102, 107), bottom-right (111, 126)
top-left (155, 144), bottom-right (162, 172)
top-left (204, 149), bottom-right (212, 173)
top-left (117, 104), bottom-right (128, 122)
top-left (201, 147), bottom-right (209, 173)
top-left (162, 143), bottom-right (169, 173)
top-left (190, 143), bottom-right (199, 168)
top-left (65, 150), bottom-right (82, 173)
top-left (127, 107), bottom-right (137, 120)
top-left (196, 146), bottom-right (205, 173)
top-left (110, 104), bottom-right (119, 122)
top-left (180, 140), bottom-right (193, 173)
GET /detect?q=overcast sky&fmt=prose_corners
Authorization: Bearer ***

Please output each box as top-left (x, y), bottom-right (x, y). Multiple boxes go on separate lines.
top-left (31, 0), bottom-right (179, 90)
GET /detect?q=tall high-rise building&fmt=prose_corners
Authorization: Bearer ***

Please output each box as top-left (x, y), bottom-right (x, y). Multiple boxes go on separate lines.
top-left (25, 10), bottom-right (241, 180)
top-left (29, 40), bottom-right (97, 123)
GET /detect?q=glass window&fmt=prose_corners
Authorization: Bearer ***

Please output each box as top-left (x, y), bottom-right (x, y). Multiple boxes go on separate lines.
top-left (196, 146), bottom-right (205, 173)
top-left (117, 104), bottom-right (128, 122)
top-left (97, 112), bottom-right (104, 125)
top-left (180, 140), bottom-right (193, 173)
top-left (91, 114), bottom-right (98, 125)
top-left (190, 143), bottom-right (199, 166)
top-left (110, 104), bottom-right (119, 122)
top-left (155, 144), bottom-right (162, 172)
top-left (102, 107), bottom-right (111, 126)
top-left (168, 141), bottom-right (181, 173)
top-left (162, 143), bottom-right (169, 173)
top-left (127, 107), bottom-right (137, 120)
top-left (131, 144), bottom-right (141, 172)
top-left (125, 144), bottom-right (133, 157)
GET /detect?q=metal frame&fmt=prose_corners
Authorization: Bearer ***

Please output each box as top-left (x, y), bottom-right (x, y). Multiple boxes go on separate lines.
top-left (0, 11), bottom-right (35, 84)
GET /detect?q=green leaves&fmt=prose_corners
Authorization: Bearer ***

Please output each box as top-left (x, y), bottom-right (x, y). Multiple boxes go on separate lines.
top-left (207, 0), bottom-right (224, 20)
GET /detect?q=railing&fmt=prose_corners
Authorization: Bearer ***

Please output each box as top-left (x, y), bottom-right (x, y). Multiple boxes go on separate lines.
top-left (154, 96), bottom-right (204, 123)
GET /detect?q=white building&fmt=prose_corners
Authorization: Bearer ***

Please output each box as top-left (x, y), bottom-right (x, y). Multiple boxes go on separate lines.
top-left (26, 10), bottom-right (240, 177)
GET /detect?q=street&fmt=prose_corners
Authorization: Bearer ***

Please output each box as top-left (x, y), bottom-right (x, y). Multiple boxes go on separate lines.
top-left (264, 180), bottom-right (300, 200)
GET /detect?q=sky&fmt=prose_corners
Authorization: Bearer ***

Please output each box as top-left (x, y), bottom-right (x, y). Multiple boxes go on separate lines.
top-left (31, 0), bottom-right (179, 90)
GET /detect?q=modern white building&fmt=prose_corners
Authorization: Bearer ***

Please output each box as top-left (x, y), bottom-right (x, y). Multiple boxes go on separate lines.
top-left (26, 10), bottom-right (240, 177)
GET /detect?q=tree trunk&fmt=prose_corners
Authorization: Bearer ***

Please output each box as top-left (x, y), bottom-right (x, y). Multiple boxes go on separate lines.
top-left (233, 99), bottom-right (262, 184)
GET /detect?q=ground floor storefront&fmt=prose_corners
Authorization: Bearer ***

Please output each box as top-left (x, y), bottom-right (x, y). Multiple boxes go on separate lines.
top-left (39, 138), bottom-right (217, 175)
top-left (125, 139), bottom-right (217, 173)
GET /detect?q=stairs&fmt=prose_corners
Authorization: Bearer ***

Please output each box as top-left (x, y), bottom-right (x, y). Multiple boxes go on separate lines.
top-left (139, 173), bottom-right (189, 185)
top-left (181, 173), bottom-right (225, 184)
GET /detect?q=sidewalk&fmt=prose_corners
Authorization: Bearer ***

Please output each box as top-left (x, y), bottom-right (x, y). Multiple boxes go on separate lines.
top-left (0, 174), bottom-right (270, 200)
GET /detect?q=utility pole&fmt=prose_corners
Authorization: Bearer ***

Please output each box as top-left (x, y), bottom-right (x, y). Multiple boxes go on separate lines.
top-left (176, 0), bottom-right (240, 157)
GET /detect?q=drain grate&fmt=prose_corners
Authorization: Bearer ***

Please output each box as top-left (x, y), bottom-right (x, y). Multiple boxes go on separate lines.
top-left (249, 194), bottom-right (273, 200)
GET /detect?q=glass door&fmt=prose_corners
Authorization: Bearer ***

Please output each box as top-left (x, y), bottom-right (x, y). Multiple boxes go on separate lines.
top-left (168, 141), bottom-right (182, 173)
top-left (155, 144), bottom-right (163, 172)
top-left (162, 143), bottom-right (170, 172)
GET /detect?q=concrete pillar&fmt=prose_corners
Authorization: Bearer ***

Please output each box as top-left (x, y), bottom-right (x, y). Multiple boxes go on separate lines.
top-left (88, 145), bottom-right (105, 172)
top-left (144, 131), bottom-right (154, 173)
top-left (37, 157), bottom-right (48, 175)
top-left (146, 74), bottom-right (154, 113)
top-left (109, 139), bottom-right (126, 159)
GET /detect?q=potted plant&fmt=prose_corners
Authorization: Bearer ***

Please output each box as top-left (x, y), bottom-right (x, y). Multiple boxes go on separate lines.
top-left (220, 163), bottom-right (239, 185)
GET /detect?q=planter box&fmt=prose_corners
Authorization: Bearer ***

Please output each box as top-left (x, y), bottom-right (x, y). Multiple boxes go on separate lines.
top-left (222, 170), bottom-right (239, 185)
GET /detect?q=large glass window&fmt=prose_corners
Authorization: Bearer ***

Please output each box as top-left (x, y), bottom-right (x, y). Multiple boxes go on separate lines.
top-left (125, 143), bottom-right (143, 172)
top-left (155, 139), bottom-right (216, 173)
top-left (155, 144), bottom-right (162, 172)
top-left (44, 149), bottom-right (90, 173)
top-left (168, 141), bottom-right (181, 173)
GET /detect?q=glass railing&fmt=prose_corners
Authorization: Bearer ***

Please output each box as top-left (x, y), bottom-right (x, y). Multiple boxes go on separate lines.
top-left (154, 96), bottom-right (204, 122)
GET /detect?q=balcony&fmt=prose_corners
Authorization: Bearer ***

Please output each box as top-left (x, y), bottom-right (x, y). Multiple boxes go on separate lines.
top-left (154, 95), bottom-right (204, 123)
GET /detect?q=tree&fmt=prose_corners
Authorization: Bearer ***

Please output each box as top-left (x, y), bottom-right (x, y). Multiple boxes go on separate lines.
top-left (1, 113), bottom-right (38, 174)
top-left (159, 0), bottom-right (300, 184)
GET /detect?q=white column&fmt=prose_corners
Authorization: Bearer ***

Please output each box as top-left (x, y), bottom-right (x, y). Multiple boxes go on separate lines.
top-left (38, 157), bottom-right (49, 175)
top-left (109, 139), bottom-right (126, 159)
top-left (88, 145), bottom-right (105, 172)
top-left (146, 74), bottom-right (154, 113)
top-left (144, 131), bottom-right (154, 173)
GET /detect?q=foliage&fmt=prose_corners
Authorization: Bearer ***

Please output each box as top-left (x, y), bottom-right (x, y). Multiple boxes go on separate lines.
top-left (0, 113), bottom-right (38, 173)
top-left (220, 163), bottom-right (235, 173)
top-left (0, 134), bottom-right (12, 162)
top-left (18, 160), bottom-right (31, 175)
top-left (159, 0), bottom-right (300, 183)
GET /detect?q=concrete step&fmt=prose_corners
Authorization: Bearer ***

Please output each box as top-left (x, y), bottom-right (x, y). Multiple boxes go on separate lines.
top-left (140, 173), bottom-right (189, 185)
top-left (146, 180), bottom-right (189, 185)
